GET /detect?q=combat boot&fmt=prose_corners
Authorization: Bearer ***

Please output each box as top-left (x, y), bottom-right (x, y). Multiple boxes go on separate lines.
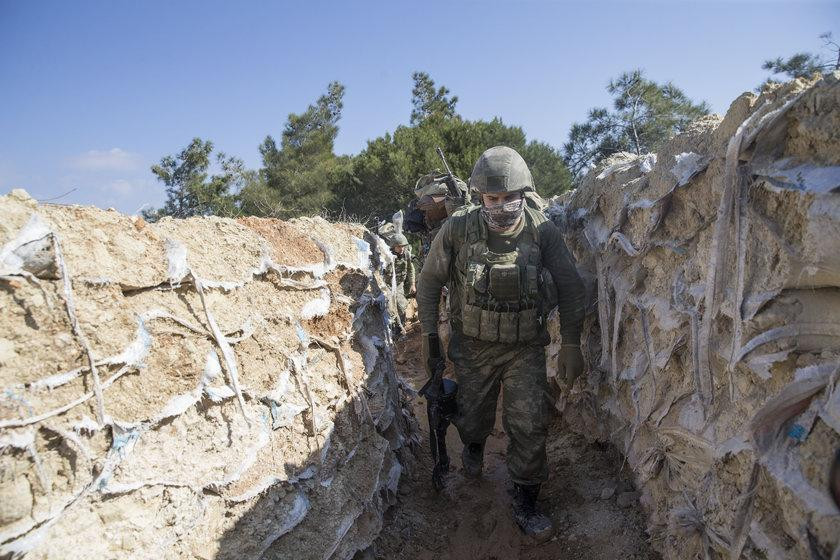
top-left (461, 441), bottom-right (484, 478)
top-left (512, 483), bottom-right (553, 541)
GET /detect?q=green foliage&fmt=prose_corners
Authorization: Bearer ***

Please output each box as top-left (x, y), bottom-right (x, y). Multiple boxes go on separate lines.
top-left (520, 142), bottom-right (572, 199)
top-left (326, 71), bottom-right (572, 220)
top-left (239, 82), bottom-right (350, 219)
top-left (143, 138), bottom-right (243, 221)
top-left (331, 114), bottom-right (572, 220)
top-left (563, 70), bottom-right (709, 179)
top-left (410, 71), bottom-right (458, 125)
top-left (149, 74), bottom-right (573, 223)
top-left (762, 53), bottom-right (824, 79)
top-left (760, 32), bottom-right (839, 89)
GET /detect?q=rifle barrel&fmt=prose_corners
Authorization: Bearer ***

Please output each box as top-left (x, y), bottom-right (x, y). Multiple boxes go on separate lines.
top-left (435, 147), bottom-right (461, 199)
top-left (435, 147), bottom-right (453, 177)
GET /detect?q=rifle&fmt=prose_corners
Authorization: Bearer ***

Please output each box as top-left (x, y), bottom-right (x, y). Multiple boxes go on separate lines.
top-left (418, 336), bottom-right (458, 491)
top-left (435, 147), bottom-right (465, 202)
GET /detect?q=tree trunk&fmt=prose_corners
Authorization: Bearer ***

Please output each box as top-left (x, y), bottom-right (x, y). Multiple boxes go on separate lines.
top-left (630, 95), bottom-right (642, 155)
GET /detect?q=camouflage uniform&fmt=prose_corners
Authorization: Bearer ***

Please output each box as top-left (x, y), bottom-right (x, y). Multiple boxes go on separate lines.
top-left (405, 172), bottom-right (469, 266)
top-left (419, 147), bottom-right (586, 538)
top-left (417, 204), bottom-right (584, 484)
top-left (448, 329), bottom-right (550, 483)
top-left (384, 249), bottom-right (415, 324)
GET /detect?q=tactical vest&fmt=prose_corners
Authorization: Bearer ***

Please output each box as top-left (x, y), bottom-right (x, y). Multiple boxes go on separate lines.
top-left (453, 206), bottom-right (557, 344)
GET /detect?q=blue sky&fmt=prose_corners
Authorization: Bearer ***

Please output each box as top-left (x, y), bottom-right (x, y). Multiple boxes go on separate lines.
top-left (1, 0), bottom-right (837, 214)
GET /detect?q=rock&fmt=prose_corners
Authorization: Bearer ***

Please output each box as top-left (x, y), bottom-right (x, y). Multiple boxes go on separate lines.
top-left (0, 202), bottom-right (413, 560)
top-left (472, 511), bottom-right (498, 538)
top-left (8, 188), bottom-right (35, 204)
top-left (0, 338), bottom-right (18, 367)
top-left (617, 491), bottom-right (640, 508)
top-left (600, 485), bottom-right (616, 500)
top-left (549, 74), bottom-right (840, 559)
top-left (0, 475), bottom-right (32, 525)
top-left (352, 545), bottom-right (376, 560)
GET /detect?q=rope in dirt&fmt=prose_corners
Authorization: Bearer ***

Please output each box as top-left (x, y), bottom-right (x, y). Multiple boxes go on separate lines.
top-left (190, 270), bottom-right (250, 425)
top-left (0, 364), bottom-right (133, 429)
top-left (52, 233), bottom-right (107, 427)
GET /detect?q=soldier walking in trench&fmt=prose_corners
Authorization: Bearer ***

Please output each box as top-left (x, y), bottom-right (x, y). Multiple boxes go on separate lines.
top-left (384, 233), bottom-right (416, 336)
top-left (416, 146), bottom-right (586, 539)
top-left (404, 170), bottom-right (469, 265)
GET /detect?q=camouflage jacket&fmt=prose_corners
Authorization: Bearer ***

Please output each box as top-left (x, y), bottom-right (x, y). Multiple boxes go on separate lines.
top-left (416, 205), bottom-right (585, 345)
top-left (384, 251), bottom-right (415, 297)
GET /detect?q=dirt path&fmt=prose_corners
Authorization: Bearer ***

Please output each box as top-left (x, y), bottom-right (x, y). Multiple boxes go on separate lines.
top-left (372, 324), bottom-right (660, 560)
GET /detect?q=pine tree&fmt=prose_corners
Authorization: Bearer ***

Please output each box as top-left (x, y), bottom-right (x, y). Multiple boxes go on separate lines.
top-left (760, 32), bottom-right (839, 89)
top-left (240, 82), bottom-right (350, 219)
top-left (144, 138), bottom-right (242, 221)
top-left (332, 74), bottom-right (573, 220)
top-left (563, 70), bottom-right (709, 179)
top-left (410, 72), bottom-right (459, 125)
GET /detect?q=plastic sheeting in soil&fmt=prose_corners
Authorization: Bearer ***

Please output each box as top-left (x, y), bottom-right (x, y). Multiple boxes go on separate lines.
top-left (0, 196), bottom-right (414, 560)
top-left (548, 73), bottom-right (840, 559)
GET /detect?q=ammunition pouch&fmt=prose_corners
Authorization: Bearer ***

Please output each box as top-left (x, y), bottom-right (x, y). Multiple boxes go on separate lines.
top-left (461, 259), bottom-right (544, 344)
top-left (455, 206), bottom-right (553, 344)
top-left (489, 263), bottom-right (519, 302)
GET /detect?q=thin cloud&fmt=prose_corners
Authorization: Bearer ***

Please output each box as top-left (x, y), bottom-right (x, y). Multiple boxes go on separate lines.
top-left (107, 178), bottom-right (135, 195)
top-left (99, 177), bottom-right (157, 197)
top-left (70, 148), bottom-right (143, 172)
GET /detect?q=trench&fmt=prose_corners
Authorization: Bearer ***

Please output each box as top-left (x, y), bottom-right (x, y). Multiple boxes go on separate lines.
top-left (3, 74), bottom-right (840, 560)
top-left (369, 323), bottom-right (660, 560)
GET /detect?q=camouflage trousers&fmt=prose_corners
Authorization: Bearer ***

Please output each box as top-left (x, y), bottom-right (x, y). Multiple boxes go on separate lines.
top-left (447, 328), bottom-right (550, 485)
top-left (394, 292), bottom-right (408, 325)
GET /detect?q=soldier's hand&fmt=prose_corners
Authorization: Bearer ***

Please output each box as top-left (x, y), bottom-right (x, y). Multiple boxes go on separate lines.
top-left (557, 344), bottom-right (584, 389)
top-left (409, 284), bottom-right (417, 297)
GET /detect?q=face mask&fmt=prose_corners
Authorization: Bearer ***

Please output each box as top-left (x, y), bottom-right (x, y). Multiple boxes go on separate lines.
top-left (481, 197), bottom-right (524, 232)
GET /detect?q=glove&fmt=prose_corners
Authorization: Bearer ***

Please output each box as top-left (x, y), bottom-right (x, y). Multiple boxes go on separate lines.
top-left (422, 332), bottom-right (445, 378)
top-left (557, 344), bottom-right (584, 389)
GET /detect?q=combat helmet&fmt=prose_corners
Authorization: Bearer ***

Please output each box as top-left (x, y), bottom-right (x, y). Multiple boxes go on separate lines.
top-left (414, 172), bottom-right (450, 199)
top-left (469, 146), bottom-right (534, 194)
top-left (389, 233), bottom-right (409, 247)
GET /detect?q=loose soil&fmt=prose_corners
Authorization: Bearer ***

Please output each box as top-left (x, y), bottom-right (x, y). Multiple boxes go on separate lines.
top-left (237, 216), bottom-right (324, 266)
top-left (373, 323), bottom-right (660, 560)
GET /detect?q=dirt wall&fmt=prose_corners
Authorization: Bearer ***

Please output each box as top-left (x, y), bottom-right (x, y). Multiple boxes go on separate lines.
top-left (0, 194), bottom-right (413, 560)
top-left (549, 73), bottom-right (840, 559)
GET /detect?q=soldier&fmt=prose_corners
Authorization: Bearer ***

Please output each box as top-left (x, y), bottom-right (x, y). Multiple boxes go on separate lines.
top-left (404, 171), bottom-right (469, 264)
top-left (384, 233), bottom-right (416, 335)
top-left (416, 146), bottom-right (585, 540)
